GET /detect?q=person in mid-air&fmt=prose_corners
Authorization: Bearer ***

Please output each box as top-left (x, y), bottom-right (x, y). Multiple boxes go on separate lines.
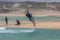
top-left (26, 10), bottom-right (35, 27)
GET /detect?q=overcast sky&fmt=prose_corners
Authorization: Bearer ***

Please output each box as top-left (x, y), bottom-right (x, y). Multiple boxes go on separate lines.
top-left (0, 0), bottom-right (60, 2)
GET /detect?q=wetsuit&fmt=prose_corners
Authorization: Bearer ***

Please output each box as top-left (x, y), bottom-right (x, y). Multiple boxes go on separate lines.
top-left (5, 16), bottom-right (8, 25)
top-left (26, 12), bottom-right (35, 27)
top-left (16, 20), bottom-right (20, 25)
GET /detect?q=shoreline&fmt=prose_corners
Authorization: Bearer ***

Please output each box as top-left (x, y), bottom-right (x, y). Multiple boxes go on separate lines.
top-left (0, 21), bottom-right (60, 29)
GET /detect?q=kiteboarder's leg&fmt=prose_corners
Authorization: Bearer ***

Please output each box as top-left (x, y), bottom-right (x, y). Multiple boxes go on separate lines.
top-left (29, 17), bottom-right (32, 21)
top-left (31, 17), bottom-right (36, 27)
top-left (32, 20), bottom-right (36, 27)
top-left (28, 16), bottom-right (35, 27)
top-left (29, 17), bottom-right (35, 27)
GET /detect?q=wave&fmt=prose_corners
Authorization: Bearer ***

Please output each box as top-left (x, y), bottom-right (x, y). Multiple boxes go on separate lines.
top-left (0, 27), bottom-right (35, 33)
top-left (0, 27), bottom-right (6, 30)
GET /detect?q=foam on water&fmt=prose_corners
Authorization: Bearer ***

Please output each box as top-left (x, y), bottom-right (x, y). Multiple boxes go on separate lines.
top-left (0, 27), bottom-right (35, 33)
top-left (20, 29), bottom-right (35, 33)
top-left (0, 29), bottom-right (60, 40)
top-left (0, 27), bottom-right (6, 30)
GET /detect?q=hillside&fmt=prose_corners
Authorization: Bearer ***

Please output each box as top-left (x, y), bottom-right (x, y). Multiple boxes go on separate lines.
top-left (0, 1), bottom-right (60, 11)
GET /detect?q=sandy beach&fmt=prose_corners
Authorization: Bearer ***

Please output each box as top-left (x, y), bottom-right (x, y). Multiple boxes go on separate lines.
top-left (0, 21), bottom-right (60, 29)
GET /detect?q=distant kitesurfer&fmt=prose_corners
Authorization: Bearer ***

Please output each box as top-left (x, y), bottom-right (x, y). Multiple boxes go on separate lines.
top-left (26, 10), bottom-right (35, 27)
top-left (16, 19), bottom-right (20, 25)
top-left (5, 16), bottom-right (8, 25)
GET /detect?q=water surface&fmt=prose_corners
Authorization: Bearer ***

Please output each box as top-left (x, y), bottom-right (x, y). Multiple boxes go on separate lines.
top-left (0, 28), bottom-right (60, 40)
top-left (0, 16), bottom-right (60, 21)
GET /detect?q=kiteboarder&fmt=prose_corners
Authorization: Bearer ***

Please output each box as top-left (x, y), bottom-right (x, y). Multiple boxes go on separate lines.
top-left (16, 19), bottom-right (20, 25)
top-left (5, 16), bottom-right (8, 25)
top-left (26, 10), bottom-right (35, 27)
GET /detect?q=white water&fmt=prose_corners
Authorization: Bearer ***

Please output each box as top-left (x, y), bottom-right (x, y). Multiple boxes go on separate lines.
top-left (0, 27), bottom-right (6, 30)
top-left (0, 27), bottom-right (35, 33)
top-left (20, 29), bottom-right (35, 33)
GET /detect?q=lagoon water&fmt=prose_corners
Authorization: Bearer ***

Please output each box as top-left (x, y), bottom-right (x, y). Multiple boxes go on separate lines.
top-left (0, 28), bottom-right (60, 40)
top-left (0, 16), bottom-right (60, 21)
